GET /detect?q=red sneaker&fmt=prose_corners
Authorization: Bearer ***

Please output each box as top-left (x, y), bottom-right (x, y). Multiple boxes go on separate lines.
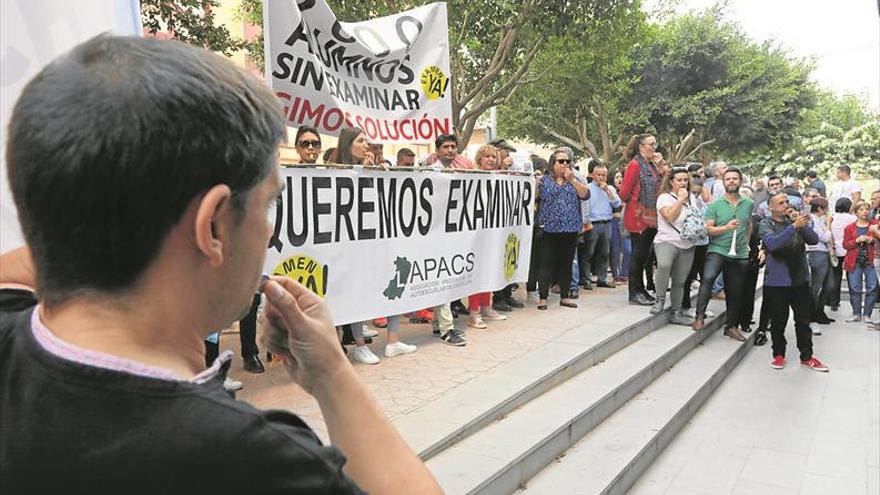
top-left (372, 317), bottom-right (387, 328)
top-left (770, 355), bottom-right (786, 369)
top-left (800, 357), bottom-right (829, 372)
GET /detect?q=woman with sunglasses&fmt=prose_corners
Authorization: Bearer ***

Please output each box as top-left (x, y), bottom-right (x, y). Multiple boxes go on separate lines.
top-left (652, 167), bottom-right (698, 324)
top-left (294, 125), bottom-right (322, 164)
top-left (535, 149), bottom-right (588, 310)
top-left (619, 134), bottom-right (663, 306)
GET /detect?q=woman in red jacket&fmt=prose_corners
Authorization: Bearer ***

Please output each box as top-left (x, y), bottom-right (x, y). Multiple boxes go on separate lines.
top-left (842, 201), bottom-right (880, 323)
top-left (618, 133), bottom-right (663, 306)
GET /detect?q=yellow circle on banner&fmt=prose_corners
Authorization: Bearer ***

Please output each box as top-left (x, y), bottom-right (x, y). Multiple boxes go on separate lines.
top-left (420, 65), bottom-right (448, 100)
top-left (504, 234), bottom-right (520, 281)
top-left (272, 255), bottom-right (328, 298)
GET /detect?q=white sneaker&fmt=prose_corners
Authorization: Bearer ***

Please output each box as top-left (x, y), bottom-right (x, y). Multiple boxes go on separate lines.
top-left (363, 328), bottom-right (379, 338)
top-left (845, 315), bottom-right (862, 323)
top-left (480, 309), bottom-right (508, 321)
top-left (527, 291), bottom-right (539, 302)
top-left (467, 316), bottom-right (487, 329)
top-left (683, 308), bottom-right (697, 318)
top-left (705, 309), bottom-right (716, 318)
top-left (223, 377), bottom-right (243, 392)
top-left (351, 346), bottom-right (380, 364)
top-left (810, 322), bottom-right (822, 335)
top-left (385, 341), bottom-right (417, 357)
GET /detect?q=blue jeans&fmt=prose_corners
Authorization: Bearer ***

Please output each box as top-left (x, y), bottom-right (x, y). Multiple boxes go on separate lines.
top-left (610, 218), bottom-right (630, 278)
top-left (580, 221), bottom-right (613, 284)
top-left (571, 257), bottom-right (580, 293)
top-left (848, 264), bottom-right (878, 317)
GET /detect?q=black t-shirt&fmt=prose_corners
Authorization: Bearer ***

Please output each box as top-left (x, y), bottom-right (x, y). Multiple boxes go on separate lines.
top-left (0, 291), bottom-right (365, 494)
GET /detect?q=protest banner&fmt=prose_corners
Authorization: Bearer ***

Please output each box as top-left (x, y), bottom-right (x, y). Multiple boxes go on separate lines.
top-left (264, 0), bottom-right (452, 143)
top-left (266, 166), bottom-right (534, 325)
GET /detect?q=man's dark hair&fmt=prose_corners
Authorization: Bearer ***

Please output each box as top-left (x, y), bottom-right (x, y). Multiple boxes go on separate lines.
top-left (804, 170), bottom-right (817, 179)
top-left (6, 35), bottom-right (285, 306)
top-left (837, 165), bottom-right (852, 175)
top-left (835, 197), bottom-right (853, 214)
top-left (396, 148), bottom-right (415, 161)
top-left (434, 134), bottom-right (457, 150)
top-left (722, 167), bottom-right (743, 180)
top-left (686, 163), bottom-right (703, 173)
top-left (767, 174), bottom-right (781, 184)
top-left (294, 125), bottom-right (321, 145)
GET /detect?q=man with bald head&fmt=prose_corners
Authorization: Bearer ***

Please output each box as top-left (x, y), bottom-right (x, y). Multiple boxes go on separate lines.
top-left (758, 192), bottom-right (829, 372)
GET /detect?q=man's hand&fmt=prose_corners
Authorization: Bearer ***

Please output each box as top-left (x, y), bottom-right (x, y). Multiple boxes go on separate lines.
top-left (727, 219), bottom-right (740, 231)
top-left (260, 276), bottom-right (348, 397)
top-left (793, 213), bottom-right (808, 229)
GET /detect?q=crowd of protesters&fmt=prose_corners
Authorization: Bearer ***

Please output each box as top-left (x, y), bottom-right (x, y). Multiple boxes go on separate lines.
top-left (237, 127), bottom-right (879, 373)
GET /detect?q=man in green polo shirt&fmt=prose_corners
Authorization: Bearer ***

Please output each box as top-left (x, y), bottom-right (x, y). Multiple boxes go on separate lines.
top-left (692, 168), bottom-right (754, 341)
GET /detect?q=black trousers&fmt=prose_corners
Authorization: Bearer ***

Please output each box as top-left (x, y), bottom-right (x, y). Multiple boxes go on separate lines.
top-left (527, 226), bottom-right (544, 293)
top-left (628, 228), bottom-right (657, 297)
top-left (538, 232), bottom-right (579, 300)
top-left (695, 253), bottom-right (748, 329)
top-left (828, 256), bottom-right (846, 308)
top-left (238, 293), bottom-right (261, 358)
top-left (681, 244), bottom-right (708, 309)
top-left (740, 259), bottom-right (761, 329)
top-left (764, 285), bottom-right (814, 361)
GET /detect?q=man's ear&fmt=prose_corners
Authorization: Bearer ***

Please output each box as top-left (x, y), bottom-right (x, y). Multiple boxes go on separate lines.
top-left (194, 185), bottom-right (234, 267)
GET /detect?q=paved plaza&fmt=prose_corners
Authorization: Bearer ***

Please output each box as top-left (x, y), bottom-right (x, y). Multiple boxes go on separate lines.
top-left (631, 306), bottom-right (879, 495)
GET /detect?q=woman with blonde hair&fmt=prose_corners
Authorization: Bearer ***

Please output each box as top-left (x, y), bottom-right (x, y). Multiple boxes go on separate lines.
top-left (465, 144), bottom-right (508, 328)
top-left (474, 144), bottom-right (499, 171)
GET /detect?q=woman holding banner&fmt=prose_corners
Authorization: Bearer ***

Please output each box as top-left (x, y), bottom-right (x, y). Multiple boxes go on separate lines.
top-left (333, 127), bottom-right (416, 364)
top-left (536, 149), bottom-right (588, 310)
top-left (466, 145), bottom-right (508, 329)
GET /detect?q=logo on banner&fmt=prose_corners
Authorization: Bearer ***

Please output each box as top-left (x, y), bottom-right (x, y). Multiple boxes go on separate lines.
top-left (273, 254), bottom-right (328, 297)
top-left (383, 252), bottom-right (476, 300)
top-left (383, 256), bottom-right (412, 300)
top-left (420, 65), bottom-right (449, 100)
top-left (504, 234), bottom-right (520, 281)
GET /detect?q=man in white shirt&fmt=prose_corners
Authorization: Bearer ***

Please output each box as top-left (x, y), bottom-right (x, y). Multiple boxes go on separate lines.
top-left (709, 161), bottom-right (728, 199)
top-left (828, 165), bottom-right (863, 208)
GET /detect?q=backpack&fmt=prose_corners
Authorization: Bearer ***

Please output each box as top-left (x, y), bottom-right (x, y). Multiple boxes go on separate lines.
top-left (667, 194), bottom-right (708, 242)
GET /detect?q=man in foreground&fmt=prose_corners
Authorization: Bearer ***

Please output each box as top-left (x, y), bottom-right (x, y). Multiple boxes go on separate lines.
top-left (0, 35), bottom-right (440, 494)
top-left (759, 193), bottom-right (829, 371)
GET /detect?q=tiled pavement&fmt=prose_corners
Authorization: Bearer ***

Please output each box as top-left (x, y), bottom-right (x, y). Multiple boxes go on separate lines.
top-left (221, 285), bottom-right (631, 442)
top-left (630, 306), bottom-right (880, 495)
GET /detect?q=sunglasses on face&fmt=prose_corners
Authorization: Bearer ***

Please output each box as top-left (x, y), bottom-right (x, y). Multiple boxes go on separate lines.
top-left (555, 159), bottom-right (571, 165)
top-left (297, 140), bottom-right (321, 149)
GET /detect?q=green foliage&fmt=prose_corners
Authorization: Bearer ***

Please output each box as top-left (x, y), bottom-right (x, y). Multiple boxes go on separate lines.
top-left (499, 4), bottom-right (646, 164)
top-left (626, 7), bottom-right (816, 157)
top-left (236, 0), bottom-right (263, 70)
top-left (140, 0), bottom-right (243, 56)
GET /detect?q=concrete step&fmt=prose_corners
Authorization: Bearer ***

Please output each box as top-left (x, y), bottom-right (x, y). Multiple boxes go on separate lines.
top-left (395, 298), bottom-right (720, 461)
top-left (424, 301), bottom-right (733, 495)
top-left (519, 317), bottom-right (757, 495)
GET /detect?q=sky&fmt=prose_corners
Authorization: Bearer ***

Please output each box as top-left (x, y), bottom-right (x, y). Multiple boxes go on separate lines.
top-left (645, 0), bottom-right (880, 110)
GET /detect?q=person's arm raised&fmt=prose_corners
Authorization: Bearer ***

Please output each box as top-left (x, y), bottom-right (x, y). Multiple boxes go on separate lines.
top-left (260, 277), bottom-right (442, 495)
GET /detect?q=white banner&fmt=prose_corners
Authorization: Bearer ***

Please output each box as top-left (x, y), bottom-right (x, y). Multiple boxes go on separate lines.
top-left (0, 0), bottom-right (142, 253)
top-left (266, 167), bottom-right (534, 325)
top-left (264, 0), bottom-right (452, 143)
